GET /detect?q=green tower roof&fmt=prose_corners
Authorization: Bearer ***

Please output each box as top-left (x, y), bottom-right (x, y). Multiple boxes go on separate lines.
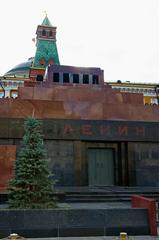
top-left (42, 15), bottom-right (52, 27)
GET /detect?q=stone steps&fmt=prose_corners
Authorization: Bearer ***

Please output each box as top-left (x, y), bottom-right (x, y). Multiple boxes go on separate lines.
top-left (1, 187), bottom-right (159, 204)
top-left (63, 190), bottom-right (159, 203)
top-left (65, 197), bottom-right (131, 202)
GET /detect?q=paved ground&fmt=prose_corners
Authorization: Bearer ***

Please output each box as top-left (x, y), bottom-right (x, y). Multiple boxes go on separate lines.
top-left (27, 236), bottom-right (159, 240)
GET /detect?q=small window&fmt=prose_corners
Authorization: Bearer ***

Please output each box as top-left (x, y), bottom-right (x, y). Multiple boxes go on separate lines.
top-left (53, 72), bottom-right (59, 82)
top-left (10, 90), bottom-right (18, 98)
top-left (73, 74), bottom-right (79, 84)
top-left (49, 30), bottom-right (53, 37)
top-left (40, 58), bottom-right (46, 66)
top-left (63, 73), bottom-right (70, 83)
top-left (0, 91), bottom-right (4, 98)
top-left (42, 29), bottom-right (46, 36)
top-left (36, 75), bottom-right (43, 81)
top-left (83, 74), bottom-right (89, 84)
top-left (92, 75), bottom-right (99, 84)
top-left (151, 98), bottom-right (158, 105)
top-left (48, 58), bottom-right (54, 65)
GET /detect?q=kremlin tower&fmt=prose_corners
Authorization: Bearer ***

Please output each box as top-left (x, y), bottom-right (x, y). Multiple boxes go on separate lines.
top-left (29, 14), bottom-right (60, 81)
top-left (1, 15), bottom-right (60, 98)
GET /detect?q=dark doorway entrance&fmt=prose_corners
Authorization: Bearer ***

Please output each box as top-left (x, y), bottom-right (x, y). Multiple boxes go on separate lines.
top-left (88, 148), bottom-right (114, 186)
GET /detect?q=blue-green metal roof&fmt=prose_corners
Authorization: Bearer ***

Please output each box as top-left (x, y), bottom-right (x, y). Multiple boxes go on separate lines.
top-left (42, 16), bottom-right (52, 27)
top-left (4, 60), bottom-right (32, 77)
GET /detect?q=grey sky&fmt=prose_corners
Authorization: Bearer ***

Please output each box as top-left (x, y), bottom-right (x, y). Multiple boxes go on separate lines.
top-left (1, 0), bottom-right (159, 83)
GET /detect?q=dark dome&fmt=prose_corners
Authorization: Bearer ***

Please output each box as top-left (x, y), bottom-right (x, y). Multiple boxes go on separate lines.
top-left (4, 60), bottom-right (33, 78)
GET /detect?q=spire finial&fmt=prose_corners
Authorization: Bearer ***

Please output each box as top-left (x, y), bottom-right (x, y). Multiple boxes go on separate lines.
top-left (41, 13), bottom-right (52, 26)
top-left (44, 11), bottom-right (47, 17)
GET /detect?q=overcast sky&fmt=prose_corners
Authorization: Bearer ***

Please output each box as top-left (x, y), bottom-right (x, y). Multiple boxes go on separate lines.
top-left (1, 0), bottom-right (159, 83)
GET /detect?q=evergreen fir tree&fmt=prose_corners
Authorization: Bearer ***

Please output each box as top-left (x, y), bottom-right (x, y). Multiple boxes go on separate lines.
top-left (8, 117), bottom-right (56, 209)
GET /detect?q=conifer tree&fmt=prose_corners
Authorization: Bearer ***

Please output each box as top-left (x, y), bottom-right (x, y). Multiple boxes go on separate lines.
top-left (8, 117), bottom-right (56, 209)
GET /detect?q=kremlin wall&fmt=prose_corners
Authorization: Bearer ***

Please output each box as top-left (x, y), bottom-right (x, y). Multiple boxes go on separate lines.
top-left (1, 15), bottom-right (159, 191)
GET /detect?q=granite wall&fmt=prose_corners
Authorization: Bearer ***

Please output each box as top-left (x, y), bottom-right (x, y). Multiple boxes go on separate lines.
top-left (45, 140), bottom-right (74, 186)
top-left (128, 143), bottom-right (159, 186)
top-left (0, 145), bottom-right (16, 191)
top-left (1, 119), bottom-right (159, 187)
top-left (3, 83), bottom-right (159, 121)
top-left (0, 208), bottom-right (149, 237)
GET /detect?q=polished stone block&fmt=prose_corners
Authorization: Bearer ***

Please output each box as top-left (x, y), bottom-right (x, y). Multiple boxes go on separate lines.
top-left (0, 208), bottom-right (149, 238)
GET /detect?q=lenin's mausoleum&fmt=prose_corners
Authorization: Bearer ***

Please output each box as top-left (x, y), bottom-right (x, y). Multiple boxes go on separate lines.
top-left (1, 15), bottom-right (159, 191)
